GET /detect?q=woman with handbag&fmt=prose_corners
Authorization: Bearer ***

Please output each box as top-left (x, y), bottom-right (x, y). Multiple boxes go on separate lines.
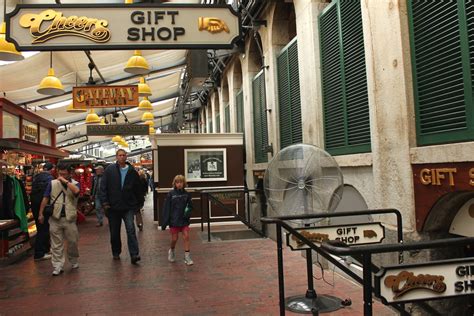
top-left (39, 164), bottom-right (81, 276)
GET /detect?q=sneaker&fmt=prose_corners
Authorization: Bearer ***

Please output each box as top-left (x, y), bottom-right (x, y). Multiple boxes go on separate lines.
top-left (71, 263), bottom-right (79, 269)
top-left (168, 249), bottom-right (175, 263)
top-left (34, 253), bottom-right (52, 261)
top-left (52, 268), bottom-right (63, 276)
top-left (184, 252), bottom-right (194, 266)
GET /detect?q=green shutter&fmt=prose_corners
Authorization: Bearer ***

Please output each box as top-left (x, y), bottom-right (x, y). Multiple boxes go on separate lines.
top-left (253, 71), bottom-right (268, 163)
top-left (409, 0), bottom-right (474, 145)
top-left (319, 0), bottom-right (371, 155)
top-left (216, 113), bottom-right (220, 133)
top-left (236, 90), bottom-right (244, 133)
top-left (208, 118), bottom-right (212, 133)
top-left (225, 105), bottom-right (231, 132)
top-left (277, 38), bottom-right (302, 149)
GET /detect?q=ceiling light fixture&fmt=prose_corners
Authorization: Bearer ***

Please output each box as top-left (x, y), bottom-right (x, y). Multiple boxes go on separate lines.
top-left (138, 77), bottom-right (152, 96)
top-left (37, 51), bottom-right (64, 95)
top-left (138, 96), bottom-right (153, 111)
top-left (124, 50), bottom-right (150, 75)
top-left (85, 109), bottom-right (101, 124)
top-left (141, 111), bottom-right (154, 121)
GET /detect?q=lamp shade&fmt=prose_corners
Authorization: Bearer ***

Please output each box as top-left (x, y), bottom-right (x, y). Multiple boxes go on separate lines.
top-left (85, 109), bottom-right (101, 124)
top-left (144, 120), bottom-right (154, 126)
top-left (112, 135), bottom-right (122, 143)
top-left (149, 127), bottom-right (155, 135)
top-left (138, 77), bottom-right (152, 96)
top-left (138, 96), bottom-right (153, 111)
top-left (37, 68), bottom-right (65, 96)
top-left (0, 23), bottom-right (24, 61)
top-left (100, 118), bottom-right (106, 125)
top-left (141, 111), bottom-right (154, 121)
top-left (124, 50), bottom-right (150, 75)
top-left (66, 102), bottom-right (87, 113)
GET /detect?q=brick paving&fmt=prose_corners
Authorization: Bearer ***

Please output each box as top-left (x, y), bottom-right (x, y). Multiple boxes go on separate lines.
top-left (0, 196), bottom-right (396, 315)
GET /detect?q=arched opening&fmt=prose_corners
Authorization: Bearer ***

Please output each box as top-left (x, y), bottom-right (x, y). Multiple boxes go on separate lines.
top-left (271, 2), bottom-right (297, 46)
top-left (247, 33), bottom-right (263, 74)
top-left (330, 185), bottom-right (371, 225)
top-left (421, 191), bottom-right (474, 315)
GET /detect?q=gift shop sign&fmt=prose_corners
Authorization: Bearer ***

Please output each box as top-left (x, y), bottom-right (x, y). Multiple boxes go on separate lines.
top-left (412, 163), bottom-right (474, 231)
top-left (286, 222), bottom-right (385, 251)
top-left (5, 4), bottom-right (241, 51)
top-left (375, 258), bottom-right (474, 304)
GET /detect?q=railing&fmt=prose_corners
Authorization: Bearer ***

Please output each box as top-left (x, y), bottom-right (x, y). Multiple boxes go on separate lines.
top-left (199, 188), bottom-right (266, 242)
top-left (261, 210), bottom-right (474, 316)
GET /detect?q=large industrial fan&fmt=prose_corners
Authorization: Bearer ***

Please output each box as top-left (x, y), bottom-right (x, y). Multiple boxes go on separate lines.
top-left (264, 144), bottom-right (346, 313)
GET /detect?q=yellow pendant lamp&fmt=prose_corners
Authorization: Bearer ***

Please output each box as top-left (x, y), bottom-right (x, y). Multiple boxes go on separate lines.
top-left (124, 50), bottom-right (150, 75)
top-left (100, 118), bottom-right (106, 125)
top-left (37, 52), bottom-right (64, 96)
top-left (144, 120), bottom-right (154, 126)
top-left (112, 135), bottom-right (122, 143)
top-left (149, 127), bottom-right (155, 135)
top-left (0, 22), bottom-right (24, 61)
top-left (138, 96), bottom-right (153, 111)
top-left (66, 102), bottom-right (87, 113)
top-left (141, 111), bottom-right (154, 121)
top-left (138, 77), bottom-right (152, 97)
top-left (119, 141), bottom-right (129, 147)
top-left (85, 109), bottom-right (101, 124)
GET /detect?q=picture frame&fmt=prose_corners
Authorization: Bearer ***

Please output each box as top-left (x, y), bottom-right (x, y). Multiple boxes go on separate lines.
top-left (184, 148), bottom-right (227, 182)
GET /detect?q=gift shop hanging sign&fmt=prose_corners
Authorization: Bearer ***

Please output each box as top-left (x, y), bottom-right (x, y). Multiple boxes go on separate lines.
top-left (5, 4), bottom-right (241, 51)
top-left (375, 258), bottom-right (474, 304)
top-left (73, 85), bottom-right (138, 108)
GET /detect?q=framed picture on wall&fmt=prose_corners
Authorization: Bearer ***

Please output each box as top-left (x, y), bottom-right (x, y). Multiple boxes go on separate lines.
top-left (185, 148), bottom-right (227, 182)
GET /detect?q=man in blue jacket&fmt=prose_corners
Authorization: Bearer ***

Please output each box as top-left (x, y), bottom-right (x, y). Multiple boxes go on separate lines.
top-left (100, 149), bottom-right (144, 264)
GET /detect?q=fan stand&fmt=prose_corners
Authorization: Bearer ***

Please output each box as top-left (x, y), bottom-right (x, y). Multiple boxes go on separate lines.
top-left (285, 217), bottom-right (344, 315)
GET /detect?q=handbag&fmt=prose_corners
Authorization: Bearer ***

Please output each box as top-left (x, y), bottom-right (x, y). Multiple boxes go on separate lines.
top-left (43, 190), bottom-right (64, 217)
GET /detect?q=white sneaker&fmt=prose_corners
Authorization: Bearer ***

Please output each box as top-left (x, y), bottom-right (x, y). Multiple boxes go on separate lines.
top-left (52, 268), bottom-right (63, 276)
top-left (184, 252), bottom-right (194, 266)
top-left (168, 249), bottom-right (175, 262)
top-left (71, 263), bottom-right (79, 269)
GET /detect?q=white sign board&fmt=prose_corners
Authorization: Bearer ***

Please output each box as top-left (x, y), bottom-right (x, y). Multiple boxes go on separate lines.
top-left (286, 222), bottom-right (385, 250)
top-left (6, 4), bottom-right (241, 51)
top-left (375, 258), bottom-right (474, 304)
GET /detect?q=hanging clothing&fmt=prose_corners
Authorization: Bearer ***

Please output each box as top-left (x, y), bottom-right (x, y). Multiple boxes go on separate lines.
top-left (11, 176), bottom-right (28, 232)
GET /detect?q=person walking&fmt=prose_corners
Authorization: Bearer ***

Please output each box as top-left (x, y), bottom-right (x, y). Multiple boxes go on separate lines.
top-left (38, 164), bottom-right (80, 276)
top-left (135, 169), bottom-right (149, 231)
top-left (91, 165), bottom-right (105, 227)
top-left (30, 162), bottom-right (54, 261)
top-left (161, 175), bottom-right (194, 266)
top-left (100, 149), bottom-right (143, 264)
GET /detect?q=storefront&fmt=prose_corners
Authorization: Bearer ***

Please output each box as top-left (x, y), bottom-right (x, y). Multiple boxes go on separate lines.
top-left (0, 97), bottom-right (67, 264)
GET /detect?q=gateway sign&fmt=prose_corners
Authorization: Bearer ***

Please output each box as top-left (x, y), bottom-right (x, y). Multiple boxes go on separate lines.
top-left (6, 4), bottom-right (241, 51)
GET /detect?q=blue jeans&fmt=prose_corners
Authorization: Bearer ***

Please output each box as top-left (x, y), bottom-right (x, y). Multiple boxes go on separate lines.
top-left (108, 209), bottom-right (139, 257)
top-left (95, 197), bottom-right (104, 224)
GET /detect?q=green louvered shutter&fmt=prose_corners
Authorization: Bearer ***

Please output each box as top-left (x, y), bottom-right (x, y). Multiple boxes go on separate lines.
top-left (409, 0), bottom-right (474, 145)
top-left (253, 71), bottom-right (268, 163)
top-left (225, 105), bottom-right (231, 132)
top-left (216, 113), bottom-right (220, 133)
top-left (236, 90), bottom-right (244, 133)
top-left (319, 0), bottom-right (371, 155)
top-left (278, 38), bottom-right (302, 149)
top-left (208, 118), bottom-right (212, 133)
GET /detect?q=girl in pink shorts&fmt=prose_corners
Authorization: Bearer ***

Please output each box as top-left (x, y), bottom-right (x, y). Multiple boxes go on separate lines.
top-left (161, 175), bottom-right (193, 265)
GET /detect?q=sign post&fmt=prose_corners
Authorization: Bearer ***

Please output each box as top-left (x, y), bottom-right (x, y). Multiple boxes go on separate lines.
top-left (6, 4), bottom-right (241, 51)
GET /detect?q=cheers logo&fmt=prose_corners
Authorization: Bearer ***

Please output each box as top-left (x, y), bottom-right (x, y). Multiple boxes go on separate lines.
top-left (384, 271), bottom-right (446, 299)
top-left (19, 10), bottom-right (111, 44)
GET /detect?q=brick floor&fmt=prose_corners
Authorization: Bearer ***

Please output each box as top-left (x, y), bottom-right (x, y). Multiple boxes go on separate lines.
top-left (0, 196), bottom-right (396, 315)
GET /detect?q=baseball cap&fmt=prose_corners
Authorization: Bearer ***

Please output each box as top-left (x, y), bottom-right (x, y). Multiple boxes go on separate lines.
top-left (94, 165), bottom-right (104, 170)
top-left (43, 162), bottom-right (54, 171)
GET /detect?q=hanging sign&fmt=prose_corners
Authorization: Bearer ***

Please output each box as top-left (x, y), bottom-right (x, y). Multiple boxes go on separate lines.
top-left (22, 119), bottom-right (38, 143)
top-left (375, 257), bottom-right (474, 304)
top-left (73, 85), bottom-right (138, 108)
top-left (6, 4), bottom-right (241, 51)
top-left (87, 124), bottom-right (149, 136)
top-left (286, 222), bottom-right (385, 251)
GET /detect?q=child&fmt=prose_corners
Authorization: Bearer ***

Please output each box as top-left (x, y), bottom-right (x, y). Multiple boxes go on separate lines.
top-left (161, 175), bottom-right (193, 265)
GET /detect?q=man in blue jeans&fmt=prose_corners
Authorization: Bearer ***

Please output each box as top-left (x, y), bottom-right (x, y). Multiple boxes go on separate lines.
top-left (99, 149), bottom-right (144, 264)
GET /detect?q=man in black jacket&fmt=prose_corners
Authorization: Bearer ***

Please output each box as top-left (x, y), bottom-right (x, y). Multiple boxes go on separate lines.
top-left (100, 149), bottom-right (143, 264)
